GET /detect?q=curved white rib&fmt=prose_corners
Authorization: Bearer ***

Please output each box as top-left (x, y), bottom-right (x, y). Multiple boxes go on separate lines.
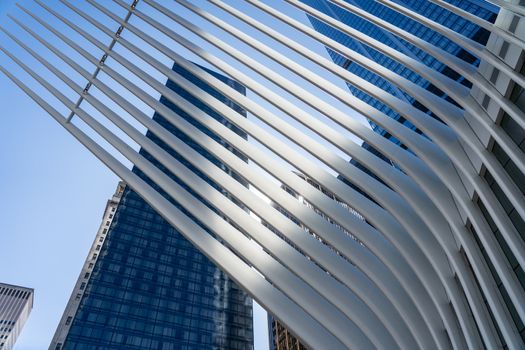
top-left (327, 0), bottom-right (525, 143)
top-left (139, 0), bottom-right (492, 348)
top-left (1, 0), bottom-right (524, 348)
top-left (290, 0), bottom-right (525, 181)
top-left (10, 18), bottom-right (416, 348)
top-left (13, 4), bottom-right (438, 348)
top-left (233, 4), bottom-right (525, 344)
top-left (427, 0), bottom-right (525, 52)
top-left (374, 0), bottom-right (525, 91)
top-left (13, 8), bottom-right (438, 350)
top-left (487, 0), bottom-right (525, 16)
top-left (279, 0), bottom-right (525, 324)
top-left (0, 62), bottom-right (349, 350)
top-left (195, 0), bottom-right (520, 346)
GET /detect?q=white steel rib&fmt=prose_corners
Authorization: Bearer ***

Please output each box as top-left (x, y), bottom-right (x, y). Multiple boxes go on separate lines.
top-left (1, 0), bottom-right (524, 349)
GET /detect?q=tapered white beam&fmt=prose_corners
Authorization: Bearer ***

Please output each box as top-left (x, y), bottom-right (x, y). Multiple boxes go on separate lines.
top-left (2, 19), bottom-right (411, 349)
top-left (1, 0), bottom-right (524, 349)
top-left (326, 0), bottom-right (525, 134)
top-left (427, 0), bottom-right (525, 52)
top-left (0, 60), bottom-right (349, 350)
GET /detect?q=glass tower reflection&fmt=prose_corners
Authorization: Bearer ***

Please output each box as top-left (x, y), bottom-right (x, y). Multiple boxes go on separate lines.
top-left (54, 62), bottom-right (253, 350)
top-left (301, 0), bottom-right (498, 144)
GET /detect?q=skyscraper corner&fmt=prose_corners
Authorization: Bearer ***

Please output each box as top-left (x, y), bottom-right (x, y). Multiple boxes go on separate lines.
top-left (0, 283), bottom-right (33, 350)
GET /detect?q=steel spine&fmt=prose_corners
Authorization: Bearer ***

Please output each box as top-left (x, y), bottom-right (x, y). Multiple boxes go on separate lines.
top-left (0, 0), bottom-right (524, 349)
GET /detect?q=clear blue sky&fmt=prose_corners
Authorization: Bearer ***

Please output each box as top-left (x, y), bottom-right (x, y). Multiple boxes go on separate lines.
top-left (0, 1), bottom-right (367, 349)
top-left (0, 1), bottom-right (121, 349)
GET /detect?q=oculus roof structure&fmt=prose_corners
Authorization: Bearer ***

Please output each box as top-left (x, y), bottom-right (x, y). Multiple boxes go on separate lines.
top-left (1, 0), bottom-right (524, 349)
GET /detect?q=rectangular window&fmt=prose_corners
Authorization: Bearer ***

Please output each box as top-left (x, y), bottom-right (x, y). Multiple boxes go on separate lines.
top-left (65, 316), bottom-right (72, 326)
top-left (490, 68), bottom-right (500, 84)
top-left (499, 41), bottom-right (509, 58)
top-left (509, 15), bottom-right (520, 33)
top-left (482, 95), bottom-right (490, 109)
top-left (80, 283), bottom-right (86, 290)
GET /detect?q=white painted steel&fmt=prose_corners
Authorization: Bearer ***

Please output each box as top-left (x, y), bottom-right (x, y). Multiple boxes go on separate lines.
top-left (0, 60), bottom-right (348, 350)
top-left (1, 0), bottom-right (524, 349)
top-left (4, 17), bottom-right (394, 349)
top-left (427, 0), bottom-right (525, 52)
top-left (162, 3), bottom-right (521, 348)
top-left (327, 0), bottom-right (525, 137)
top-left (372, 0), bottom-right (525, 91)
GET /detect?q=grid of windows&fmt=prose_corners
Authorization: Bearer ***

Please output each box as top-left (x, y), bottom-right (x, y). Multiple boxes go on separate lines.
top-left (301, 0), bottom-right (497, 144)
top-left (0, 283), bottom-right (33, 350)
top-left (61, 62), bottom-right (253, 349)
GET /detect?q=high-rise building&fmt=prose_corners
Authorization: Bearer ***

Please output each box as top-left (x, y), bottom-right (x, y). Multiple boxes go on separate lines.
top-left (301, 0), bottom-right (498, 145)
top-left (49, 62), bottom-right (253, 350)
top-left (268, 319), bottom-right (307, 350)
top-left (3, 0), bottom-right (525, 348)
top-left (266, 172), bottom-right (365, 350)
top-left (0, 283), bottom-right (33, 350)
top-left (301, 0), bottom-right (500, 189)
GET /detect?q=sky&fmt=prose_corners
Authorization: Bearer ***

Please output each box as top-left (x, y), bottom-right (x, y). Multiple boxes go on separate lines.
top-left (0, 1), bottom-right (368, 349)
top-left (0, 1), bottom-right (122, 349)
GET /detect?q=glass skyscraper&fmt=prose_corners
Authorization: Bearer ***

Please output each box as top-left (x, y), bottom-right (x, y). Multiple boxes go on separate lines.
top-left (50, 62), bottom-right (253, 350)
top-left (301, 0), bottom-right (500, 195)
top-left (302, 0), bottom-right (498, 145)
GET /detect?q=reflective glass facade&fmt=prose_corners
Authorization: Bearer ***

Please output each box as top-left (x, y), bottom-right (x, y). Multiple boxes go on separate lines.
top-left (59, 62), bottom-right (253, 350)
top-left (302, 0), bottom-right (498, 144)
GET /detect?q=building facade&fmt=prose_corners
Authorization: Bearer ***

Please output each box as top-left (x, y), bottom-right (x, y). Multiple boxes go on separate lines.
top-left (301, 0), bottom-right (498, 144)
top-left (50, 182), bottom-right (126, 348)
top-left (0, 283), bottom-right (33, 350)
top-left (49, 62), bottom-right (253, 350)
top-left (267, 172), bottom-right (365, 350)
